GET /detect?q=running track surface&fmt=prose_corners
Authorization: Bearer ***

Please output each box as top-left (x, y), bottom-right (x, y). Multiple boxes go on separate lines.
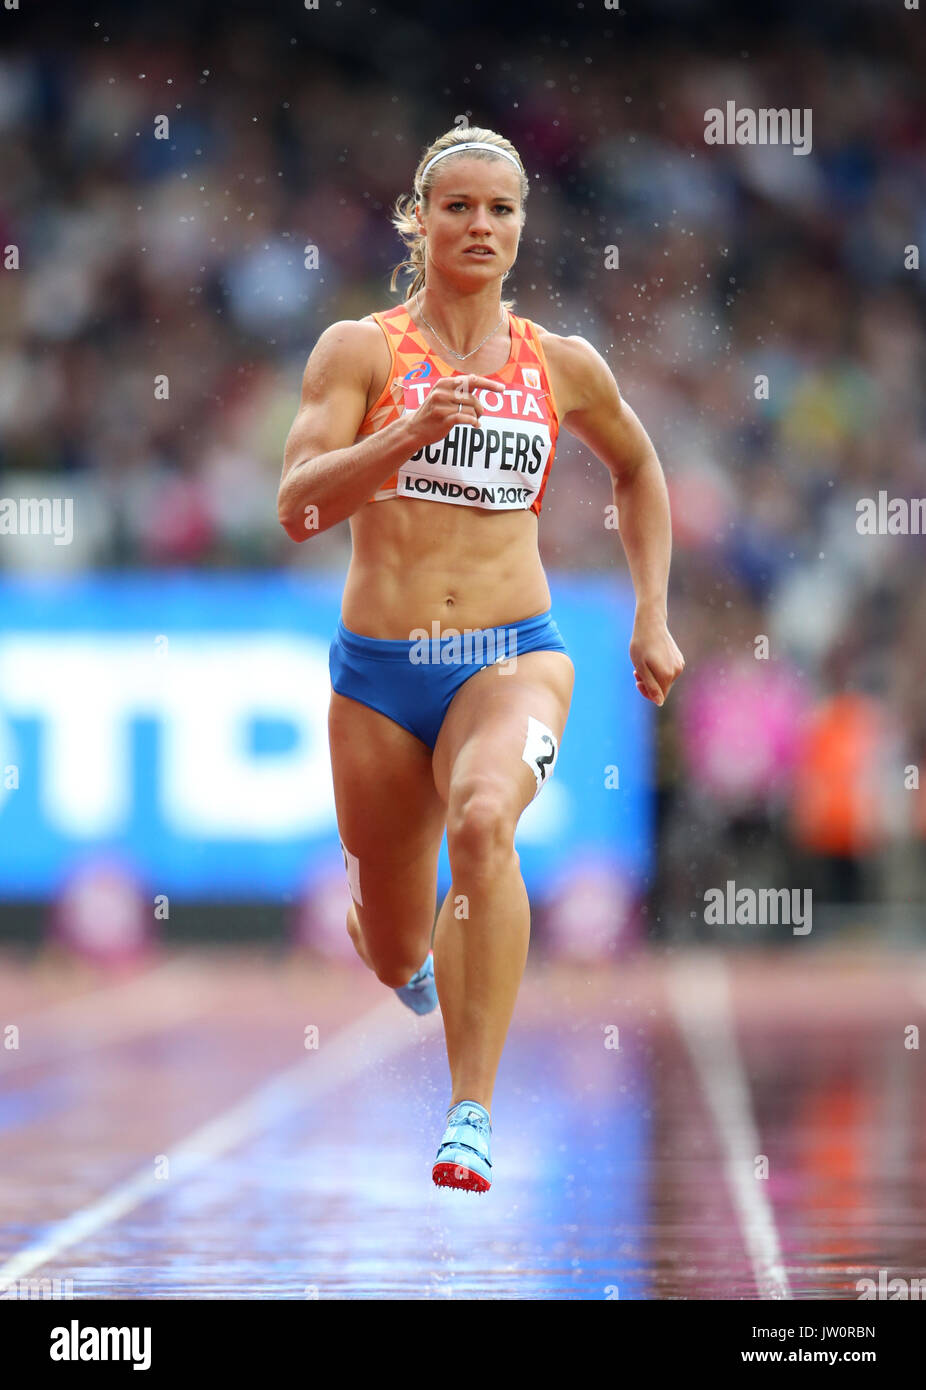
top-left (0, 945), bottom-right (924, 1300)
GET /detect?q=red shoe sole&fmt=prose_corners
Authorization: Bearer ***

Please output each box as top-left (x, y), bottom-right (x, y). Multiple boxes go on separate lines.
top-left (432, 1161), bottom-right (491, 1193)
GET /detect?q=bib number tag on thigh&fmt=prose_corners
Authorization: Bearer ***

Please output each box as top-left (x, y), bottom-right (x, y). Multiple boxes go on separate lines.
top-left (339, 839), bottom-right (363, 905)
top-left (521, 715), bottom-right (559, 798)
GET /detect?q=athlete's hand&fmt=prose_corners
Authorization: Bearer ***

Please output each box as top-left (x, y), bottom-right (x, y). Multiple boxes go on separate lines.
top-left (405, 374), bottom-right (501, 448)
top-left (629, 609), bottom-right (685, 707)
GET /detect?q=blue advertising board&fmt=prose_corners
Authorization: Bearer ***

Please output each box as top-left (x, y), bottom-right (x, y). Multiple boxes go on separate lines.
top-left (0, 573), bottom-right (651, 900)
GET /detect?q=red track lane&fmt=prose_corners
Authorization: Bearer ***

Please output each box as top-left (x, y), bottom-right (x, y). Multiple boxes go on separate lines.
top-left (0, 947), bottom-right (923, 1299)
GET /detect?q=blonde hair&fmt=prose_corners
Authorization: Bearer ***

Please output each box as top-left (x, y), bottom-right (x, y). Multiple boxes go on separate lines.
top-left (388, 126), bottom-right (528, 310)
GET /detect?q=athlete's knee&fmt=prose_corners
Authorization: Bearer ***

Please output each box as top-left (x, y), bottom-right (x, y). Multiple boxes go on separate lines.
top-left (362, 924), bottom-right (424, 986)
top-left (446, 777), bottom-right (519, 871)
top-left (346, 901), bottom-right (425, 984)
top-left (374, 957), bottom-right (421, 989)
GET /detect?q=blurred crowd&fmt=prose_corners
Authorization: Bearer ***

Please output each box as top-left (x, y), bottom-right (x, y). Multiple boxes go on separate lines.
top-left (1, 2), bottom-right (924, 923)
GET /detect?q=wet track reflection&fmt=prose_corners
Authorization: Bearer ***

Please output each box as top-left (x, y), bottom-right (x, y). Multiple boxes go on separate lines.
top-left (0, 948), bottom-right (924, 1299)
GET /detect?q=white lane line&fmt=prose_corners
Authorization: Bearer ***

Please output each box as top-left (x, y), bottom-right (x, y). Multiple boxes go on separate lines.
top-left (666, 951), bottom-right (792, 1301)
top-left (0, 958), bottom-right (210, 1074)
top-left (0, 995), bottom-right (437, 1286)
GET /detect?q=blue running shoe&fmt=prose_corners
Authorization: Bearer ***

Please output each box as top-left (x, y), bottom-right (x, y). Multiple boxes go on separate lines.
top-left (432, 1100), bottom-right (492, 1192)
top-left (394, 950), bottom-right (438, 1015)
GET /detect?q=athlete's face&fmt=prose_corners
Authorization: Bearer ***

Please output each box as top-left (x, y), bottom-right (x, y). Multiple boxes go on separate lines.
top-left (416, 158), bottom-right (523, 285)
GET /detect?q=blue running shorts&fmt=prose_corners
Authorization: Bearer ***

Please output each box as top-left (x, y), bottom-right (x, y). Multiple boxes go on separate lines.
top-left (329, 608), bottom-right (569, 750)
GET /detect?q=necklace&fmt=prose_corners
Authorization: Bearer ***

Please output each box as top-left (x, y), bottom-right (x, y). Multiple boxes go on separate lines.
top-left (415, 289), bottom-right (506, 362)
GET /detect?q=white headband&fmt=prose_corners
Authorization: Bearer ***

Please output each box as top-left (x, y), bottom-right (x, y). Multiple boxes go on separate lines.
top-left (419, 141), bottom-right (522, 183)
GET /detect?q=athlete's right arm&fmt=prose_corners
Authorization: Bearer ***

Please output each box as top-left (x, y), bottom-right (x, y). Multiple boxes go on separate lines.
top-left (277, 322), bottom-right (499, 542)
top-left (277, 320), bottom-right (415, 541)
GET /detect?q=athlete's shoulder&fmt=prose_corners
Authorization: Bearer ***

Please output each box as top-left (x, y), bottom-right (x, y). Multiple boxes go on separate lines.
top-left (305, 314), bottom-right (396, 382)
top-left (530, 321), bottom-right (606, 368)
top-left (526, 323), bottom-right (613, 421)
top-left (336, 304), bottom-right (415, 353)
top-left (316, 314), bottom-right (389, 347)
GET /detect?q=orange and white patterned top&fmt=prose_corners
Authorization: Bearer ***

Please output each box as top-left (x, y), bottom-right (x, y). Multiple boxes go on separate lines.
top-left (357, 302), bottom-right (561, 516)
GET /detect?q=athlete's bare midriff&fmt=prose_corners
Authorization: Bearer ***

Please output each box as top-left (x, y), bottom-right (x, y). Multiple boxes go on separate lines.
top-left (340, 310), bottom-right (571, 639)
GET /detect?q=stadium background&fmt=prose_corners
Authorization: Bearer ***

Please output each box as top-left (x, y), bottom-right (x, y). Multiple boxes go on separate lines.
top-left (0, 0), bottom-right (924, 951)
top-left (0, 0), bottom-right (925, 1306)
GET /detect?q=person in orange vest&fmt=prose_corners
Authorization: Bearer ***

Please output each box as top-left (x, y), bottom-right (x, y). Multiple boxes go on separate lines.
top-left (791, 691), bottom-right (888, 903)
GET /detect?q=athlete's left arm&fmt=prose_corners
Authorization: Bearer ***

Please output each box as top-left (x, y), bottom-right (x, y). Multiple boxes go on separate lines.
top-left (556, 335), bottom-right (685, 706)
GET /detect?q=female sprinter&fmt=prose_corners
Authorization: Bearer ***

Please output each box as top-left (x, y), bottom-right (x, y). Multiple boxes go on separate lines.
top-left (278, 127), bottom-right (684, 1193)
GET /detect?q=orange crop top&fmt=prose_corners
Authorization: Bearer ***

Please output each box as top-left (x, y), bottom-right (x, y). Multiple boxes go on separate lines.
top-left (356, 302), bottom-right (560, 516)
